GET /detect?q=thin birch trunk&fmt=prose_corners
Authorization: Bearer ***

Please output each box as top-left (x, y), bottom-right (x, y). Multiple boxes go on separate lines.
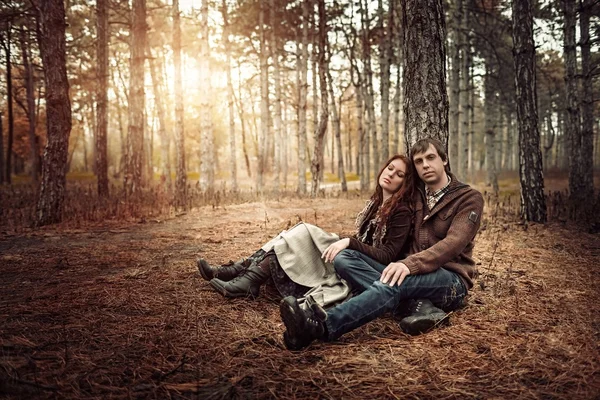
top-left (95, 0), bottom-right (109, 196)
top-left (125, 0), bottom-right (146, 196)
top-left (458, 0), bottom-right (470, 179)
top-left (173, 0), bottom-right (187, 207)
top-left (328, 71), bottom-right (347, 192)
top-left (270, 0), bottom-right (282, 192)
top-left (378, 0), bottom-right (391, 162)
top-left (221, 0), bottom-right (237, 191)
top-left (578, 0), bottom-right (595, 218)
top-left (448, 0), bottom-right (461, 172)
top-left (147, 48), bottom-right (172, 188)
top-left (20, 27), bottom-right (39, 182)
top-left (199, 0), bottom-right (214, 192)
top-left (297, 0), bottom-right (309, 194)
top-left (257, 0), bottom-right (268, 192)
top-left (310, 0), bottom-right (328, 196)
top-left (3, 24), bottom-right (14, 184)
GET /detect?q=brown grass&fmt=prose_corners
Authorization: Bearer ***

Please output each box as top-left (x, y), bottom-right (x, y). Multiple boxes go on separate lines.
top-left (1, 194), bottom-right (599, 399)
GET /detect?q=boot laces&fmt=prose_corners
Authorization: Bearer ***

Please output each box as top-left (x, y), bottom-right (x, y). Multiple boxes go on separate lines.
top-left (415, 301), bottom-right (423, 312)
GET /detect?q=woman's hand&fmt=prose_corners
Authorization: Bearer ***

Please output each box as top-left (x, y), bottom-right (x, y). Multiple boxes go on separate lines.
top-left (322, 238), bottom-right (350, 263)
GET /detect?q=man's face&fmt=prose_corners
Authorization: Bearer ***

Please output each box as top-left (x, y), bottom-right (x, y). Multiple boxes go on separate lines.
top-left (412, 143), bottom-right (448, 189)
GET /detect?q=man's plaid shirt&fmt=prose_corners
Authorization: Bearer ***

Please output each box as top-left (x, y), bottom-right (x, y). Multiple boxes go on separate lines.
top-left (426, 174), bottom-right (452, 211)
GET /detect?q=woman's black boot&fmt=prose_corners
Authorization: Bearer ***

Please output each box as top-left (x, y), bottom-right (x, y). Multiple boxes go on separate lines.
top-left (197, 249), bottom-right (267, 282)
top-left (209, 253), bottom-right (274, 299)
top-left (197, 259), bottom-right (247, 282)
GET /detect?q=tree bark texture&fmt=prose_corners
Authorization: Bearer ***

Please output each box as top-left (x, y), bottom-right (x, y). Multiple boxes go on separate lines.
top-left (222, 0), bottom-right (237, 191)
top-left (402, 0), bottom-right (449, 151)
top-left (297, 0), bottom-right (309, 194)
top-left (458, 0), bottom-right (470, 179)
top-left (270, 0), bottom-right (282, 192)
top-left (328, 73), bottom-right (347, 192)
top-left (4, 25), bottom-right (14, 184)
top-left (257, 0), bottom-right (268, 192)
top-left (361, 0), bottom-right (378, 172)
top-left (310, 0), bottom-right (329, 197)
top-left (576, 0), bottom-right (595, 220)
top-left (448, 0), bottom-right (461, 173)
top-left (125, 0), bottom-right (146, 196)
top-left (0, 112), bottom-right (4, 183)
top-left (172, 0), bottom-right (187, 207)
top-left (378, 0), bottom-right (391, 162)
top-left (96, 0), bottom-right (109, 196)
top-left (36, 0), bottom-right (72, 226)
top-left (19, 27), bottom-right (40, 182)
top-left (484, 58), bottom-right (499, 193)
top-left (512, 0), bottom-right (546, 223)
top-left (199, 0), bottom-right (214, 192)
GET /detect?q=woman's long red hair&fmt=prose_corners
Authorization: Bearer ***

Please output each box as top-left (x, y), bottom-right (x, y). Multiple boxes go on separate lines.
top-left (370, 154), bottom-right (415, 232)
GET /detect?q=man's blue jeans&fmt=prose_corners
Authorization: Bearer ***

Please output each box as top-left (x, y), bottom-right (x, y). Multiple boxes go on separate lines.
top-left (325, 249), bottom-right (467, 340)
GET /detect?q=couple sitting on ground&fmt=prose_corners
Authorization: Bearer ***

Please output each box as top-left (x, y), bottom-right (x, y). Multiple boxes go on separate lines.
top-left (197, 137), bottom-right (484, 350)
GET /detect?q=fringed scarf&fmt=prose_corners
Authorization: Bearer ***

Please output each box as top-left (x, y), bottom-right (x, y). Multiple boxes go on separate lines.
top-left (354, 199), bottom-right (388, 248)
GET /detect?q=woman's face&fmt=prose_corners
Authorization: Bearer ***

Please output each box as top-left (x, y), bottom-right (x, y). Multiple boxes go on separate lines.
top-left (379, 158), bottom-right (407, 198)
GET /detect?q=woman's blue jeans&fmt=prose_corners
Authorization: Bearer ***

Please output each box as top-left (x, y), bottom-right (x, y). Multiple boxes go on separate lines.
top-left (325, 249), bottom-right (466, 340)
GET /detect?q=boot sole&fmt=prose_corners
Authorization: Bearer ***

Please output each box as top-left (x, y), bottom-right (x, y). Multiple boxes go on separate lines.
top-left (280, 297), bottom-right (307, 350)
top-left (400, 312), bottom-right (450, 335)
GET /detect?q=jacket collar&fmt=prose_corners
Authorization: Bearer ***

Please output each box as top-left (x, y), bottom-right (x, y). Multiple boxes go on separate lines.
top-left (417, 172), bottom-right (470, 218)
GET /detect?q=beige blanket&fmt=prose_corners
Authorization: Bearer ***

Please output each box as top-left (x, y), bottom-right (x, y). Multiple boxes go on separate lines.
top-left (261, 223), bottom-right (351, 309)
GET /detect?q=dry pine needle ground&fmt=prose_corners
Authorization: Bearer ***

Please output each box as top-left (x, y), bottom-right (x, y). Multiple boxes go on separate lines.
top-left (1, 197), bottom-right (599, 399)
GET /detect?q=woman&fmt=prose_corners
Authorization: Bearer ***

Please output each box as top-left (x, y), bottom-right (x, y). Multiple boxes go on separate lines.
top-left (197, 154), bottom-right (414, 307)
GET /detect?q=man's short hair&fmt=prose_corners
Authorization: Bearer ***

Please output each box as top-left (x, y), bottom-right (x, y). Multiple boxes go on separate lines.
top-left (410, 137), bottom-right (448, 162)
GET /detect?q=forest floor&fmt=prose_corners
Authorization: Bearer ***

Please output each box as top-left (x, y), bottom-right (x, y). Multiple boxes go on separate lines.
top-left (1, 192), bottom-right (599, 399)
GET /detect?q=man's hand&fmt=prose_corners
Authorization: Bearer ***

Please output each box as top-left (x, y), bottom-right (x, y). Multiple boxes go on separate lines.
top-left (322, 238), bottom-right (350, 263)
top-left (380, 262), bottom-right (410, 286)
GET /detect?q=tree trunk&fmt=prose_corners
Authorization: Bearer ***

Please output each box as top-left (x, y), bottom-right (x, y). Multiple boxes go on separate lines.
top-left (221, 0), bottom-right (237, 192)
top-left (328, 71), bottom-right (347, 192)
top-left (310, 0), bottom-right (328, 197)
top-left (361, 0), bottom-right (378, 172)
top-left (469, 62), bottom-right (476, 175)
top-left (458, 0), bottom-right (470, 179)
top-left (270, 0), bottom-right (282, 193)
top-left (576, 0), bottom-right (595, 220)
top-left (297, 0), bottom-right (309, 194)
top-left (378, 0), bottom-right (391, 162)
top-left (448, 0), bottom-right (461, 172)
top-left (257, 0), bottom-right (268, 192)
top-left (172, 0), bottom-right (186, 207)
top-left (125, 0), bottom-right (146, 196)
top-left (484, 58), bottom-right (499, 193)
top-left (147, 48), bottom-right (171, 188)
top-left (235, 64), bottom-right (252, 179)
top-left (356, 86), bottom-right (367, 190)
top-left (0, 112), bottom-right (3, 183)
top-left (3, 25), bottom-right (14, 184)
top-left (96, 0), bottom-right (109, 196)
top-left (19, 27), bottom-right (40, 183)
top-left (199, 0), bottom-right (214, 192)
top-left (402, 0), bottom-right (449, 150)
top-left (282, 100), bottom-right (288, 189)
top-left (393, 66), bottom-right (402, 155)
top-left (512, 0), bottom-right (546, 223)
top-left (36, 0), bottom-right (72, 226)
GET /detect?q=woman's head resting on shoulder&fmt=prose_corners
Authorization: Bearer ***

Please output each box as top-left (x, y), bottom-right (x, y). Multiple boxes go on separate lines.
top-left (371, 154), bottom-right (415, 230)
top-left (374, 154), bottom-right (414, 204)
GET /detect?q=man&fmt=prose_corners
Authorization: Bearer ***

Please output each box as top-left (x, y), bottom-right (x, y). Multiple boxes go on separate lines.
top-left (279, 137), bottom-right (484, 350)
